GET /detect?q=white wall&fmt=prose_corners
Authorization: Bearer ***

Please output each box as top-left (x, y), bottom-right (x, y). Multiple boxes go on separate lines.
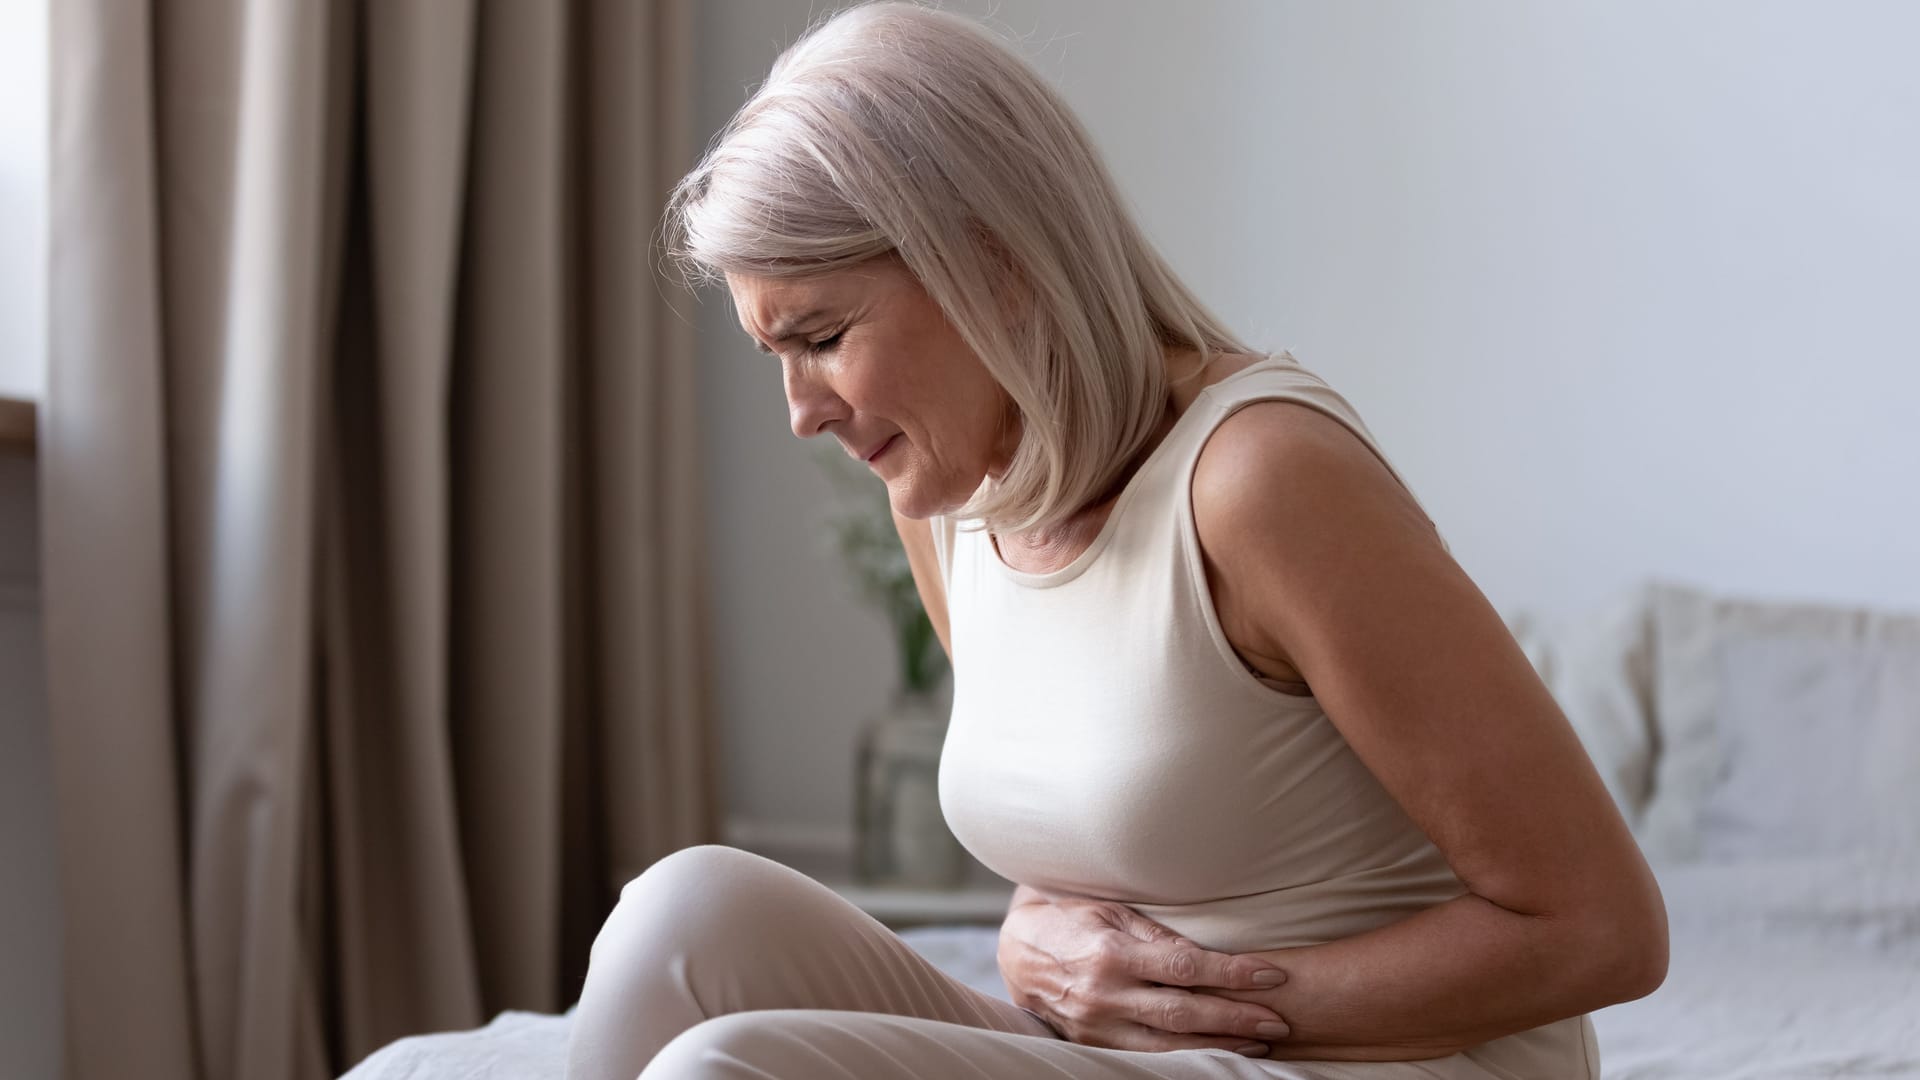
top-left (693, 0), bottom-right (1920, 852)
top-left (0, 0), bottom-right (47, 399)
top-left (692, 3), bottom-right (922, 866)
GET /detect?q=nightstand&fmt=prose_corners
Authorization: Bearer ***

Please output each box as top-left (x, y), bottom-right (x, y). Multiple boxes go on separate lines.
top-left (823, 880), bottom-right (1016, 930)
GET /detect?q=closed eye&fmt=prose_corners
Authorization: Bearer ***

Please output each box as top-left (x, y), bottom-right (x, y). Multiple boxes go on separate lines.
top-left (807, 331), bottom-right (844, 355)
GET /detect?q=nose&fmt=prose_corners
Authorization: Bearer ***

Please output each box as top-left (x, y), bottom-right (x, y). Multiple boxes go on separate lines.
top-left (782, 355), bottom-right (850, 440)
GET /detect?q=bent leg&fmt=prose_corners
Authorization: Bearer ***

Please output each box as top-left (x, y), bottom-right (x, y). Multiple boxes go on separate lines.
top-left (643, 1009), bottom-right (1482, 1080)
top-left (564, 844), bottom-right (1053, 1080)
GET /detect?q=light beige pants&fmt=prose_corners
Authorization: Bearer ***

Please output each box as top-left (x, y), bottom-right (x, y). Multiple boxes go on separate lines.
top-left (563, 844), bottom-right (1594, 1080)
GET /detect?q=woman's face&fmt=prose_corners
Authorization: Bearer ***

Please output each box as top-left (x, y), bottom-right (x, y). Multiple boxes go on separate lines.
top-left (727, 254), bottom-right (1016, 520)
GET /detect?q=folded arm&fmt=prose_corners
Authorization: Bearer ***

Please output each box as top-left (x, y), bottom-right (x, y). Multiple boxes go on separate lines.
top-left (1187, 401), bottom-right (1669, 1060)
top-left (1201, 887), bottom-right (1650, 1060)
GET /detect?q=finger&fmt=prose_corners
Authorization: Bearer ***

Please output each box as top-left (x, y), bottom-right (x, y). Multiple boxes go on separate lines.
top-left (1095, 1021), bottom-right (1271, 1057)
top-left (1122, 937), bottom-right (1289, 992)
top-left (1110, 905), bottom-right (1185, 944)
top-left (1107, 909), bottom-right (1289, 990)
top-left (1109, 986), bottom-right (1292, 1042)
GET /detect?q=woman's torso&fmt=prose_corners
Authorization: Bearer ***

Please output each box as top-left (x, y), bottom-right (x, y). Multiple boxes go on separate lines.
top-left (988, 350), bottom-right (1319, 695)
top-left (930, 351), bottom-right (1598, 1078)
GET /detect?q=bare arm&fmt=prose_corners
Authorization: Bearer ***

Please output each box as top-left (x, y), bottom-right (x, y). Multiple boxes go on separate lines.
top-left (1207, 890), bottom-right (1643, 1060)
top-left (1185, 401), bottom-right (1668, 1061)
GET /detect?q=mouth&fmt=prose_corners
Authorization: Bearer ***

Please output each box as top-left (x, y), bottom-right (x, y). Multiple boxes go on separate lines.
top-left (864, 434), bottom-right (900, 463)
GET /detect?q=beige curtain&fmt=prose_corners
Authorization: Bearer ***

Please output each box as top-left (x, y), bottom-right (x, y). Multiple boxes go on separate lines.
top-left (44, 2), bottom-right (718, 1078)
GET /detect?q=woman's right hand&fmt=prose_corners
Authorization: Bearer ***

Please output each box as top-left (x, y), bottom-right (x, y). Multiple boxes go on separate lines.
top-left (996, 887), bottom-right (1293, 1056)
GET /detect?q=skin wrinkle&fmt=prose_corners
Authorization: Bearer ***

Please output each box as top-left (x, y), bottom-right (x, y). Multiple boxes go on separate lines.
top-left (754, 306), bottom-right (836, 351)
top-left (727, 253), bottom-right (1245, 568)
top-left (729, 255), bottom-right (1021, 525)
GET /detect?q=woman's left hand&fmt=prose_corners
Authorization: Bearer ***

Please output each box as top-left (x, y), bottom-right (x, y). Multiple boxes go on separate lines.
top-left (997, 889), bottom-right (1293, 1055)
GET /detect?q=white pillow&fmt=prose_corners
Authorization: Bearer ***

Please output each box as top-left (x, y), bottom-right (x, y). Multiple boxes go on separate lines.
top-left (1504, 583), bottom-right (1660, 828)
top-left (1639, 582), bottom-right (1920, 863)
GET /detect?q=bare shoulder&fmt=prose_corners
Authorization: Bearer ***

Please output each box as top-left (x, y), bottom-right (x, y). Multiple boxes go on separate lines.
top-left (1190, 399), bottom-right (1440, 562)
top-left (1189, 400), bottom-right (1446, 672)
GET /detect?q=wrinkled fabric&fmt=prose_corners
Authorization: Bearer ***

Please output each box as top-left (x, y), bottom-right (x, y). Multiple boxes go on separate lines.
top-left (564, 845), bottom-right (1597, 1080)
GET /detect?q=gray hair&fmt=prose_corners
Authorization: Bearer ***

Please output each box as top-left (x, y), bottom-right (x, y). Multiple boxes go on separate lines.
top-left (662, 0), bottom-right (1257, 535)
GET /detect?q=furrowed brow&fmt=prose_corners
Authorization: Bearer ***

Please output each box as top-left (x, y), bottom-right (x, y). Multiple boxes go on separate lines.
top-left (746, 306), bottom-right (833, 353)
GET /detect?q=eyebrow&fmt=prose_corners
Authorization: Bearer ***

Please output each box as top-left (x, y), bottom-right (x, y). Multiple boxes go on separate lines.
top-left (746, 307), bottom-right (833, 353)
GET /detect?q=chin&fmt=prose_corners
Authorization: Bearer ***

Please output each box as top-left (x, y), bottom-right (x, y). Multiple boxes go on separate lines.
top-left (882, 477), bottom-right (951, 522)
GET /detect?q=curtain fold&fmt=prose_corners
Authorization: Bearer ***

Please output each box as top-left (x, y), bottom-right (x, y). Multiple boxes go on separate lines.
top-left (45, 2), bottom-right (717, 1078)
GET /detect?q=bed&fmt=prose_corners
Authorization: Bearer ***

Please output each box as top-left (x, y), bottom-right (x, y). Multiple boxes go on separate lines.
top-left (341, 581), bottom-right (1920, 1079)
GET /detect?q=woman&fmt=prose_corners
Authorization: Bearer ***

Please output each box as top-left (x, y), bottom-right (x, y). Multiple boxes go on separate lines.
top-left (566, 3), bottom-right (1666, 1077)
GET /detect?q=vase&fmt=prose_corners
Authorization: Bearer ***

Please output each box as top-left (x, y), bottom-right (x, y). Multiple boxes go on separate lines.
top-left (853, 685), bottom-right (971, 888)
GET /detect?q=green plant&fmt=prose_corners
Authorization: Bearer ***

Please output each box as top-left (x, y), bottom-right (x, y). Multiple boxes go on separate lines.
top-left (813, 442), bottom-right (950, 697)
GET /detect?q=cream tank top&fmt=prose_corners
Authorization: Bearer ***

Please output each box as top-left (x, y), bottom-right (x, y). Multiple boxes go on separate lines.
top-left (930, 352), bottom-right (1600, 1078)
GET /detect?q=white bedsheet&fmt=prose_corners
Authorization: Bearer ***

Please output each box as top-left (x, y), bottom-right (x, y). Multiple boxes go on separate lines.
top-left (339, 849), bottom-right (1920, 1079)
top-left (1591, 847), bottom-right (1920, 1079)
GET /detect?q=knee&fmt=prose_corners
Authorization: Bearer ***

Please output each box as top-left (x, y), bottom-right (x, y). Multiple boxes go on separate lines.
top-left (589, 844), bottom-right (790, 969)
top-left (573, 848), bottom-right (819, 1080)
top-left (624, 843), bottom-right (767, 895)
